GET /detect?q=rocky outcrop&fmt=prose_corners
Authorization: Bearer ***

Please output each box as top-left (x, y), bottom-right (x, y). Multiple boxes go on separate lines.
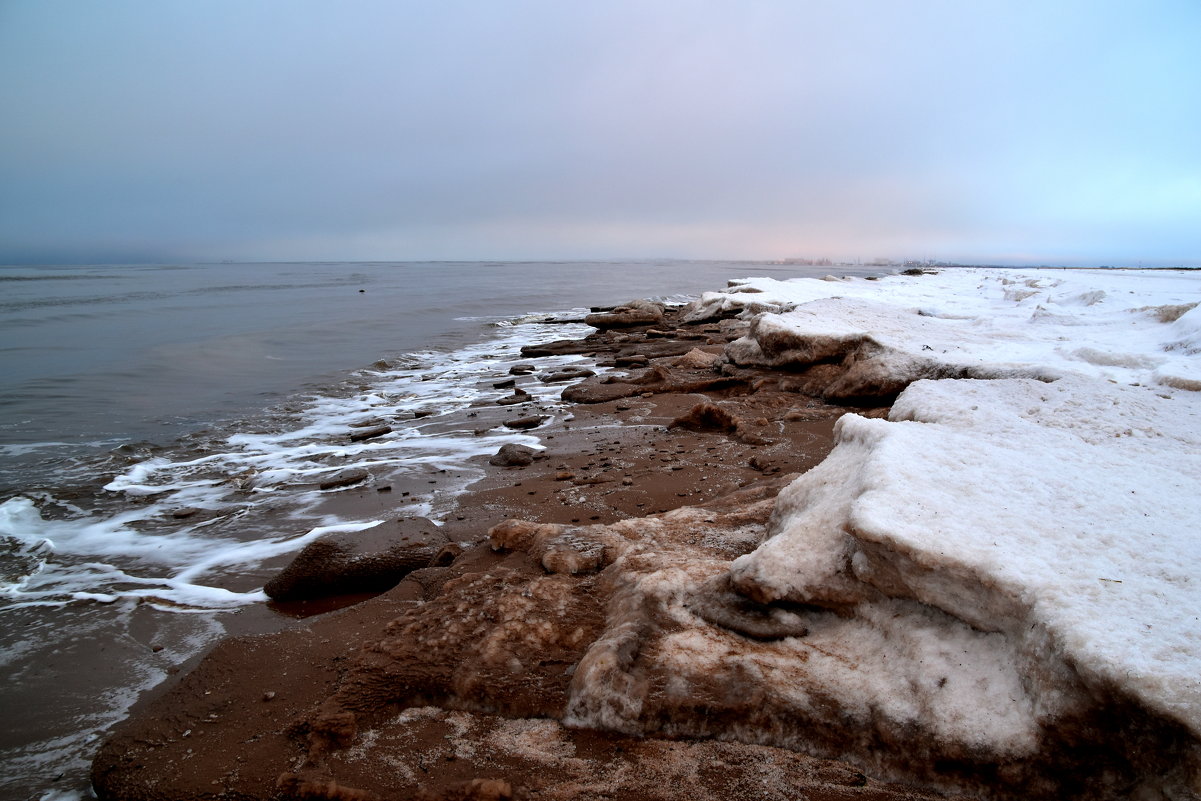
top-left (264, 518), bottom-right (448, 601)
top-left (583, 299), bottom-right (665, 329)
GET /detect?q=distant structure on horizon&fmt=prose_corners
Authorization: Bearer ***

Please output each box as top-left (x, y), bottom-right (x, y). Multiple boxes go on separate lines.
top-left (773, 256), bottom-right (950, 269)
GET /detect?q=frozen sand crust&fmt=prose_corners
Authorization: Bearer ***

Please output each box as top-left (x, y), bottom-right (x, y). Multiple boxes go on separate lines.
top-left (709, 268), bottom-right (1201, 740)
top-left (568, 268), bottom-right (1201, 789)
top-left (731, 376), bottom-right (1201, 744)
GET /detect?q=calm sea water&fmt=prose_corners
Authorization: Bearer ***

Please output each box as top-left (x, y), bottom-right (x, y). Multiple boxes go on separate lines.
top-left (0, 260), bottom-right (876, 800)
top-left (0, 261), bottom-right (874, 487)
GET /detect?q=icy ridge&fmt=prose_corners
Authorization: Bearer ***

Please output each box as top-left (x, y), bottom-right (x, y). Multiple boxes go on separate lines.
top-left (692, 267), bottom-right (1201, 396)
top-left (707, 267), bottom-right (1201, 783)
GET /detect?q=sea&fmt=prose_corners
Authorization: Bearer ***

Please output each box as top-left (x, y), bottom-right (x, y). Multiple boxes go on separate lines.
top-left (0, 260), bottom-right (877, 800)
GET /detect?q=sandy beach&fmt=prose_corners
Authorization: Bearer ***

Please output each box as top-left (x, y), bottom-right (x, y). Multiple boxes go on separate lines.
top-left (91, 300), bottom-right (933, 801)
top-left (88, 269), bottom-right (1201, 800)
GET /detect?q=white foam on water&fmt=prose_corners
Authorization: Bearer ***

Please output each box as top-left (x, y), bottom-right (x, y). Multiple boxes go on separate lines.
top-left (0, 318), bottom-right (595, 612)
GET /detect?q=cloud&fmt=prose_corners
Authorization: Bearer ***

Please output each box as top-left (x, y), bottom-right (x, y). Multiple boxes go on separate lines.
top-left (1, 0), bottom-right (1198, 264)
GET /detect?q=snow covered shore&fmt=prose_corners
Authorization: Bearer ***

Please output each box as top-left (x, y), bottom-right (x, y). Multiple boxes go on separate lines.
top-left (683, 268), bottom-right (1201, 792)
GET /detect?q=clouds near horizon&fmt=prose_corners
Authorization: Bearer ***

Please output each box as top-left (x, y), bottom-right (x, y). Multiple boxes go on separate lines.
top-left (1, 1), bottom-right (1198, 265)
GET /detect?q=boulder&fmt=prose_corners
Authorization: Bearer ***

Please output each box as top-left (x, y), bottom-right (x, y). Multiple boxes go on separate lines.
top-left (540, 367), bottom-right (596, 383)
top-left (583, 299), bottom-right (665, 330)
top-left (667, 402), bottom-right (740, 434)
top-left (488, 443), bottom-right (540, 466)
top-left (503, 415), bottom-right (547, 430)
top-left (264, 517), bottom-right (447, 601)
top-left (673, 348), bottom-right (721, 369)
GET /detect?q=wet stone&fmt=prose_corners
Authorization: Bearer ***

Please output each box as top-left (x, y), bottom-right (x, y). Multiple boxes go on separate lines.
top-left (348, 424), bottom-right (391, 442)
top-left (318, 469), bottom-right (370, 490)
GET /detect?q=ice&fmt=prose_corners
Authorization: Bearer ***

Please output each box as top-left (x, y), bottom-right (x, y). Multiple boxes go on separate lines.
top-left (694, 267), bottom-right (1201, 790)
top-left (691, 267), bottom-right (1201, 393)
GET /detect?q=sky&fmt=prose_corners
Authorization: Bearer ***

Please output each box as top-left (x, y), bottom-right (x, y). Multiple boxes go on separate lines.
top-left (0, 1), bottom-right (1198, 266)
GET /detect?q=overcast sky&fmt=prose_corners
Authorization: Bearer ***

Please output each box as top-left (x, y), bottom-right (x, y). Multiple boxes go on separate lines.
top-left (1, 1), bottom-right (1198, 265)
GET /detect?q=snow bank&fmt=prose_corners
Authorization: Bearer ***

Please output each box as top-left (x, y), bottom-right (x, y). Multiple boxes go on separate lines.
top-left (732, 376), bottom-right (1201, 728)
top-left (690, 268), bottom-right (1201, 400)
top-left (701, 268), bottom-right (1201, 794)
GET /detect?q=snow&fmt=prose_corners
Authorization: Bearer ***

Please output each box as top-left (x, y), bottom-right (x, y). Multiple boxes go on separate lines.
top-left (714, 267), bottom-right (1201, 742)
top-left (695, 268), bottom-right (1200, 394)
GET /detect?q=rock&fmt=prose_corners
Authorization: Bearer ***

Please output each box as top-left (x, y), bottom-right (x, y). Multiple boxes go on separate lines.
top-left (614, 355), bottom-right (650, 367)
top-left (488, 443), bottom-right (539, 467)
top-left (503, 415), bottom-right (547, 430)
top-left (540, 367), bottom-right (596, 383)
top-left (431, 543), bottom-right (462, 567)
top-left (319, 468), bottom-right (370, 490)
top-left (617, 340), bottom-right (695, 359)
top-left (264, 517), bottom-right (446, 601)
top-left (349, 424), bottom-right (392, 442)
top-left (673, 348), bottom-right (721, 369)
top-left (509, 364), bottom-right (537, 375)
top-left (492, 378), bottom-right (517, 389)
top-left (583, 299), bottom-right (665, 330)
top-left (520, 340), bottom-right (596, 357)
top-left (561, 381), bottom-right (644, 404)
top-left (171, 507), bottom-right (201, 519)
top-left (496, 389), bottom-right (530, 406)
top-left (668, 402), bottom-right (739, 434)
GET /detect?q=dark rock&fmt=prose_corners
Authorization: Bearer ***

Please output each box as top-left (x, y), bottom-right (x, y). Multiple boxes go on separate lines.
top-left (319, 469), bottom-right (370, 490)
top-left (263, 517), bottom-right (447, 601)
top-left (520, 339), bottom-right (597, 357)
top-left (540, 367), bottom-right (596, 383)
top-left (496, 389), bottom-right (531, 406)
top-left (614, 355), bottom-right (650, 367)
top-left (412, 409), bottom-right (435, 419)
top-left (504, 415), bottom-right (547, 430)
top-left (489, 443), bottom-right (539, 466)
top-left (668, 402), bottom-right (740, 434)
top-left (509, 364), bottom-right (537, 375)
top-left (493, 378), bottom-right (517, 389)
top-left (171, 507), bottom-right (200, 519)
top-left (349, 424), bottom-right (391, 442)
top-left (431, 543), bottom-right (462, 567)
top-left (349, 417), bottom-right (387, 428)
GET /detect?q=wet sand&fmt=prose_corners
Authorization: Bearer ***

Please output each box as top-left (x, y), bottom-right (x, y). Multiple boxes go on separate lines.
top-left (89, 304), bottom-right (962, 801)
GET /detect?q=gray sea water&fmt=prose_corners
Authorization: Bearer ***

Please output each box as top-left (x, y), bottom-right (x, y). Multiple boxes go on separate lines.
top-left (0, 260), bottom-right (877, 800)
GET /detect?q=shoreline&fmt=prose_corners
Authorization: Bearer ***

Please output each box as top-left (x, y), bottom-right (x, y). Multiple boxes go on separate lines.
top-left (90, 301), bottom-right (928, 801)
top-left (74, 269), bottom-right (1201, 799)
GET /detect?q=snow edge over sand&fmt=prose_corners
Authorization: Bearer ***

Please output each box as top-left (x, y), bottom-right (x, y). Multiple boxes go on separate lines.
top-left (677, 268), bottom-right (1201, 790)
